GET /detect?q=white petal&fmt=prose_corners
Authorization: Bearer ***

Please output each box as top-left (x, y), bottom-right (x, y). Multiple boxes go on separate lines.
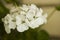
top-left (40, 8), bottom-right (43, 13)
top-left (42, 16), bottom-right (47, 23)
top-left (16, 15), bottom-right (22, 25)
top-left (7, 14), bottom-right (13, 21)
top-left (35, 8), bottom-right (43, 17)
top-left (26, 10), bottom-right (35, 20)
top-left (29, 17), bottom-right (45, 29)
top-left (26, 13), bottom-right (33, 20)
top-left (9, 21), bottom-right (16, 29)
top-left (25, 18), bottom-right (30, 25)
top-left (20, 4), bottom-right (29, 11)
top-left (35, 10), bottom-right (42, 17)
top-left (19, 14), bottom-right (26, 21)
top-left (2, 18), bottom-right (8, 24)
top-left (2, 14), bottom-right (13, 24)
top-left (17, 23), bottom-right (29, 32)
top-left (11, 13), bottom-right (18, 18)
top-left (4, 24), bottom-right (11, 34)
top-left (30, 4), bottom-right (37, 10)
top-left (20, 11), bottom-right (26, 15)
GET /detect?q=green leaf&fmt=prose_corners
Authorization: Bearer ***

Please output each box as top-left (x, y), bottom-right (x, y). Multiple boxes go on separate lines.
top-left (37, 30), bottom-right (49, 40)
top-left (23, 28), bottom-right (37, 40)
top-left (55, 5), bottom-right (60, 11)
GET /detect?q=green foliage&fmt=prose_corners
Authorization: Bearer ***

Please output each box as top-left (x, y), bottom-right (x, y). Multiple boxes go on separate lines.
top-left (0, 28), bottom-right (49, 40)
top-left (23, 29), bottom-right (37, 40)
top-left (37, 30), bottom-right (49, 40)
top-left (0, 1), bottom-right (9, 19)
top-left (56, 5), bottom-right (60, 11)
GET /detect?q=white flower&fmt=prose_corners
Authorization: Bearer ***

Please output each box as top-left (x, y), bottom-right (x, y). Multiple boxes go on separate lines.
top-left (2, 14), bottom-right (16, 33)
top-left (2, 4), bottom-right (47, 34)
top-left (17, 23), bottom-right (29, 32)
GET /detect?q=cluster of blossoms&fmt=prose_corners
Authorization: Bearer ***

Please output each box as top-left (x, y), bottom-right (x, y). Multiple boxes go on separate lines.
top-left (2, 4), bottom-right (47, 34)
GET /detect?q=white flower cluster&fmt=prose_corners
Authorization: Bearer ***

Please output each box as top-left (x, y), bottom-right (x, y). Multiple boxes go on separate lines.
top-left (2, 4), bottom-right (47, 34)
